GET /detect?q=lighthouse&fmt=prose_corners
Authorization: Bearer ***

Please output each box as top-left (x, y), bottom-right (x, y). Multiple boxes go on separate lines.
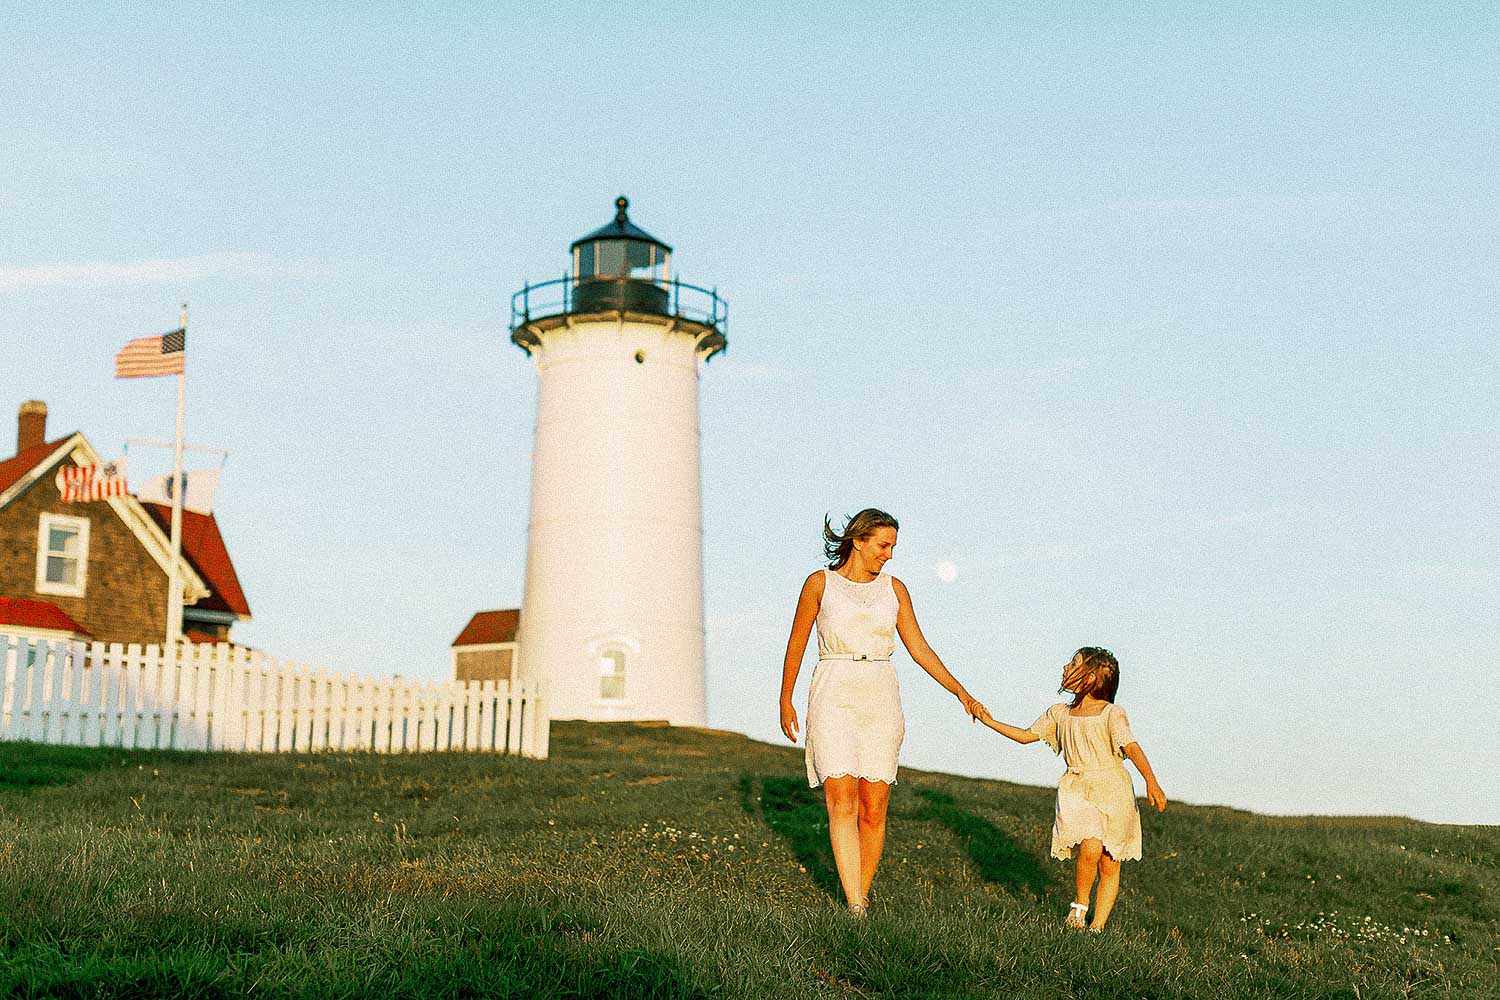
top-left (509, 197), bottom-right (726, 725)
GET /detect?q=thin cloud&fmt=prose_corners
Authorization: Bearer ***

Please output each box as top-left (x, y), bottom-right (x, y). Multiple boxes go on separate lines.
top-left (0, 252), bottom-right (322, 292)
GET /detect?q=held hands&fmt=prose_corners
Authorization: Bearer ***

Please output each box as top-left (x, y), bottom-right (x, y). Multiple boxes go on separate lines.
top-left (1146, 780), bottom-right (1168, 812)
top-left (960, 693), bottom-right (992, 724)
top-left (779, 700), bottom-right (799, 744)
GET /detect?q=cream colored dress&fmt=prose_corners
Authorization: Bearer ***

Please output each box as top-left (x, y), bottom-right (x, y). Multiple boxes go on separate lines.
top-left (804, 569), bottom-right (903, 787)
top-left (1028, 702), bottom-right (1142, 861)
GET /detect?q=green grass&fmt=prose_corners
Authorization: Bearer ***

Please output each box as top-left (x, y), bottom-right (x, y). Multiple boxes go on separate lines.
top-left (0, 722), bottom-right (1494, 998)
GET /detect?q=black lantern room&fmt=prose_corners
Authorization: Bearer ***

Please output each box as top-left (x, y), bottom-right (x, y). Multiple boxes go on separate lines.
top-left (510, 196), bottom-right (727, 359)
top-left (571, 196), bottom-right (672, 314)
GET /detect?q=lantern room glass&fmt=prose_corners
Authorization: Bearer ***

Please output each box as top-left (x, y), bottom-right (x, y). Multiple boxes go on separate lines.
top-left (574, 240), bottom-right (670, 284)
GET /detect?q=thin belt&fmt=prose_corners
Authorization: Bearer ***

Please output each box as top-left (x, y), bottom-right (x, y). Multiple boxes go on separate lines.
top-left (819, 652), bottom-right (891, 662)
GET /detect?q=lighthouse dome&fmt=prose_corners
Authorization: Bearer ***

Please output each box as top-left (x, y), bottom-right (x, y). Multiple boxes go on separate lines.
top-left (570, 196), bottom-right (672, 314)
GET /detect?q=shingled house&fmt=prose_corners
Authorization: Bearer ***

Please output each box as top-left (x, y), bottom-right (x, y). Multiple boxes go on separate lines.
top-left (0, 400), bottom-right (251, 647)
top-left (451, 609), bottom-right (519, 683)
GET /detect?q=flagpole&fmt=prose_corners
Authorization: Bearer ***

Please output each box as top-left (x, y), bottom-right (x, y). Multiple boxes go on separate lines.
top-left (166, 304), bottom-right (187, 654)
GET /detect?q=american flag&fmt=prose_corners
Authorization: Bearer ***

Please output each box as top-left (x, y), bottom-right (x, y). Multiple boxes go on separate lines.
top-left (58, 460), bottom-right (129, 502)
top-left (115, 328), bottom-right (186, 378)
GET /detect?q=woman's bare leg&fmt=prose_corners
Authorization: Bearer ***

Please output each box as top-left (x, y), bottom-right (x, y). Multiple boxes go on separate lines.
top-left (1090, 851), bottom-right (1122, 928)
top-left (822, 776), bottom-right (864, 907)
top-left (856, 779), bottom-right (891, 903)
top-left (1073, 838), bottom-right (1103, 917)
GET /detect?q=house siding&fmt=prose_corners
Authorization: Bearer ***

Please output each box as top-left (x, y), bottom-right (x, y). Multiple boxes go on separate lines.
top-left (0, 461), bottom-right (170, 646)
top-left (455, 645), bottom-right (516, 683)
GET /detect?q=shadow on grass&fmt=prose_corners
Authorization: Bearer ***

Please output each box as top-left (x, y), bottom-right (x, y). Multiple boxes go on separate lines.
top-left (741, 775), bottom-right (841, 901)
top-left (915, 788), bottom-right (1050, 896)
top-left (0, 742), bottom-right (119, 793)
top-left (0, 907), bottom-right (710, 999)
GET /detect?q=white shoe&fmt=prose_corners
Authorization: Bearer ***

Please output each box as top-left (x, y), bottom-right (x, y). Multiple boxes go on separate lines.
top-left (1065, 902), bottom-right (1088, 929)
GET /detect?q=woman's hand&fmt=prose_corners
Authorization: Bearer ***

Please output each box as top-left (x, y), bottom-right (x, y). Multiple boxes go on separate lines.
top-left (960, 693), bottom-right (991, 723)
top-left (779, 699), bottom-right (800, 743)
top-left (1146, 780), bottom-right (1168, 812)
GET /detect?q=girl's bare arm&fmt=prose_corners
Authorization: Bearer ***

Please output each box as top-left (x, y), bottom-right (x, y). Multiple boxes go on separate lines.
top-left (978, 716), bottom-right (1040, 745)
top-left (778, 571), bottom-right (824, 742)
top-left (1122, 742), bottom-right (1167, 812)
top-left (892, 578), bottom-right (988, 720)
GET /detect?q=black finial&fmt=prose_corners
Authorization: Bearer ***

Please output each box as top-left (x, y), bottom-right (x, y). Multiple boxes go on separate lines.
top-left (615, 195), bottom-right (629, 227)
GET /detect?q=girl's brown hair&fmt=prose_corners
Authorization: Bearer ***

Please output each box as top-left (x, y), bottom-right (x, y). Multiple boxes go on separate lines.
top-left (1063, 646), bottom-right (1120, 707)
top-left (823, 508), bottom-right (899, 569)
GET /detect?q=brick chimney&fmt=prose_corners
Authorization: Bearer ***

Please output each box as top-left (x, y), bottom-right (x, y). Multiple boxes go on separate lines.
top-left (17, 400), bottom-right (46, 455)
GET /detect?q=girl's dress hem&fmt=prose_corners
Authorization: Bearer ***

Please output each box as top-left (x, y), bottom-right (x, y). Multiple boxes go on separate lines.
top-left (1050, 838), bottom-right (1143, 863)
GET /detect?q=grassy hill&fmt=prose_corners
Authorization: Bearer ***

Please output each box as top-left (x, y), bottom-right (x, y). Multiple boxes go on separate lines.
top-left (0, 722), bottom-right (1494, 998)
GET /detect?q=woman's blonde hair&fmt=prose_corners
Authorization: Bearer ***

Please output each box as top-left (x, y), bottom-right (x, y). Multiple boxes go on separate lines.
top-left (1062, 647), bottom-right (1120, 707)
top-left (823, 508), bottom-right (899, 569)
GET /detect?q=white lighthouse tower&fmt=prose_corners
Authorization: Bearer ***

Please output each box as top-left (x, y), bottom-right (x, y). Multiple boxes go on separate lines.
top-left (510, 197), bottom-right (726, 725)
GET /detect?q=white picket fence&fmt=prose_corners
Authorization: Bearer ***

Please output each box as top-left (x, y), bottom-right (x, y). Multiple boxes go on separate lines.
top-left (0, 633), bottom-right (548, 758)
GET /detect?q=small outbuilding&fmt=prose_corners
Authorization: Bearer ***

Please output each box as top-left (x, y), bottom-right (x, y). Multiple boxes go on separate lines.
top-left (451, 609), bottom-right (519, 684)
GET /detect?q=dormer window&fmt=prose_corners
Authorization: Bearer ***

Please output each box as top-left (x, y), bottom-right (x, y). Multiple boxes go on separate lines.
top-left (36, 513), bottom-right (89, 598)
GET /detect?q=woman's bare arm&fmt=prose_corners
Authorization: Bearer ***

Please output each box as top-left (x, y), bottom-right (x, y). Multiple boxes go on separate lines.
top-left (778, 571), bottom-right (824, 742)
top-left (892, 577), bottom-right (988, 721)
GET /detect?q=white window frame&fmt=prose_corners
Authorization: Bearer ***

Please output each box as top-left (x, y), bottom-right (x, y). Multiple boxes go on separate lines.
top-left (35, 513), bottom-right (90, 598)
top-left (587, 636), bottom-right (638, 705)
top-left (597, 648), bottom-right (627, 701)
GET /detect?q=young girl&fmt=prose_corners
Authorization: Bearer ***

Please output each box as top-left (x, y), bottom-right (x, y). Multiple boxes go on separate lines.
top-left (980, 647), bottom-right (1167, 931)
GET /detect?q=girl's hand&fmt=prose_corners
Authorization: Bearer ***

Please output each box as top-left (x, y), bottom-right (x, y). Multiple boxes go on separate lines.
top-left (1146, 780), bottom-right (1168, 812)
top-left (961, 694), bottom-right (991, 723)
top-left (779, 700), bottom-right (800, 743)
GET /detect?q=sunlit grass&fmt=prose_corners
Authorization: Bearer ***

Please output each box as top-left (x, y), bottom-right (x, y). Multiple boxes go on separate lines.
top-left (0, 724), bottom-right (1493, 998)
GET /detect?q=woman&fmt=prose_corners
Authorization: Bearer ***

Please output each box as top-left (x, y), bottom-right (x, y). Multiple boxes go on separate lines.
top-left (779, 508), bottom-right (989, 916)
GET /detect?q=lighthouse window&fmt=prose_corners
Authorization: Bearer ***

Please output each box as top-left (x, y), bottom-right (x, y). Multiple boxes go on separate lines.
top-left (598, 649), bottom-right (626, 700)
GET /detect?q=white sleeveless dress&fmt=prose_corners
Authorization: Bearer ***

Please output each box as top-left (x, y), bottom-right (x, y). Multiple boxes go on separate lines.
top-left (804, 569), bottom-right (904, 787)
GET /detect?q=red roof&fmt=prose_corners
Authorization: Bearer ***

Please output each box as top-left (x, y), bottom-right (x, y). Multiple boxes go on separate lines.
top-left (0, 436), bottom-right (72, 496)
top-left (0, 597), bottom-right (91, 636)
top-left (142, 503), bottom-right (252, 618)
top-left (453, 609), bottom-right (520, 646)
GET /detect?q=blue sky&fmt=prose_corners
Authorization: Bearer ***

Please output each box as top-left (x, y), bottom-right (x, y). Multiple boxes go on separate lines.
top-left (3, 4), bottom-right (1496, 823)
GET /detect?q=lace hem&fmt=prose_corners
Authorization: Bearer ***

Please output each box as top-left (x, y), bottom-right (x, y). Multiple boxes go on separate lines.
top-left (808, 770), bottom-right (899, 788)
top-left (1050, 837), bottom-right (1141, 863)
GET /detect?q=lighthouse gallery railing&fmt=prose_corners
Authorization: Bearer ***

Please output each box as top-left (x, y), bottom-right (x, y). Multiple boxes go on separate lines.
top-left (510, 276), bottom-right (728, 334)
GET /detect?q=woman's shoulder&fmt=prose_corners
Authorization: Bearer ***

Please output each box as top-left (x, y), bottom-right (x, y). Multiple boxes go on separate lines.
top-left (802, 569), bottom-right (828, 593)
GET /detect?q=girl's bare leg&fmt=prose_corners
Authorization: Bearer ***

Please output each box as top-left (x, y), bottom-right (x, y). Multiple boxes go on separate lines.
top-left (822, 776), bottom-right (864, 908)
top-left (856, 779), bottom-right (891, 903)
top-left (1073, 838), bottom-right (1103, 917)
top-left (1090, 851), bottom-right (1122, 928)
